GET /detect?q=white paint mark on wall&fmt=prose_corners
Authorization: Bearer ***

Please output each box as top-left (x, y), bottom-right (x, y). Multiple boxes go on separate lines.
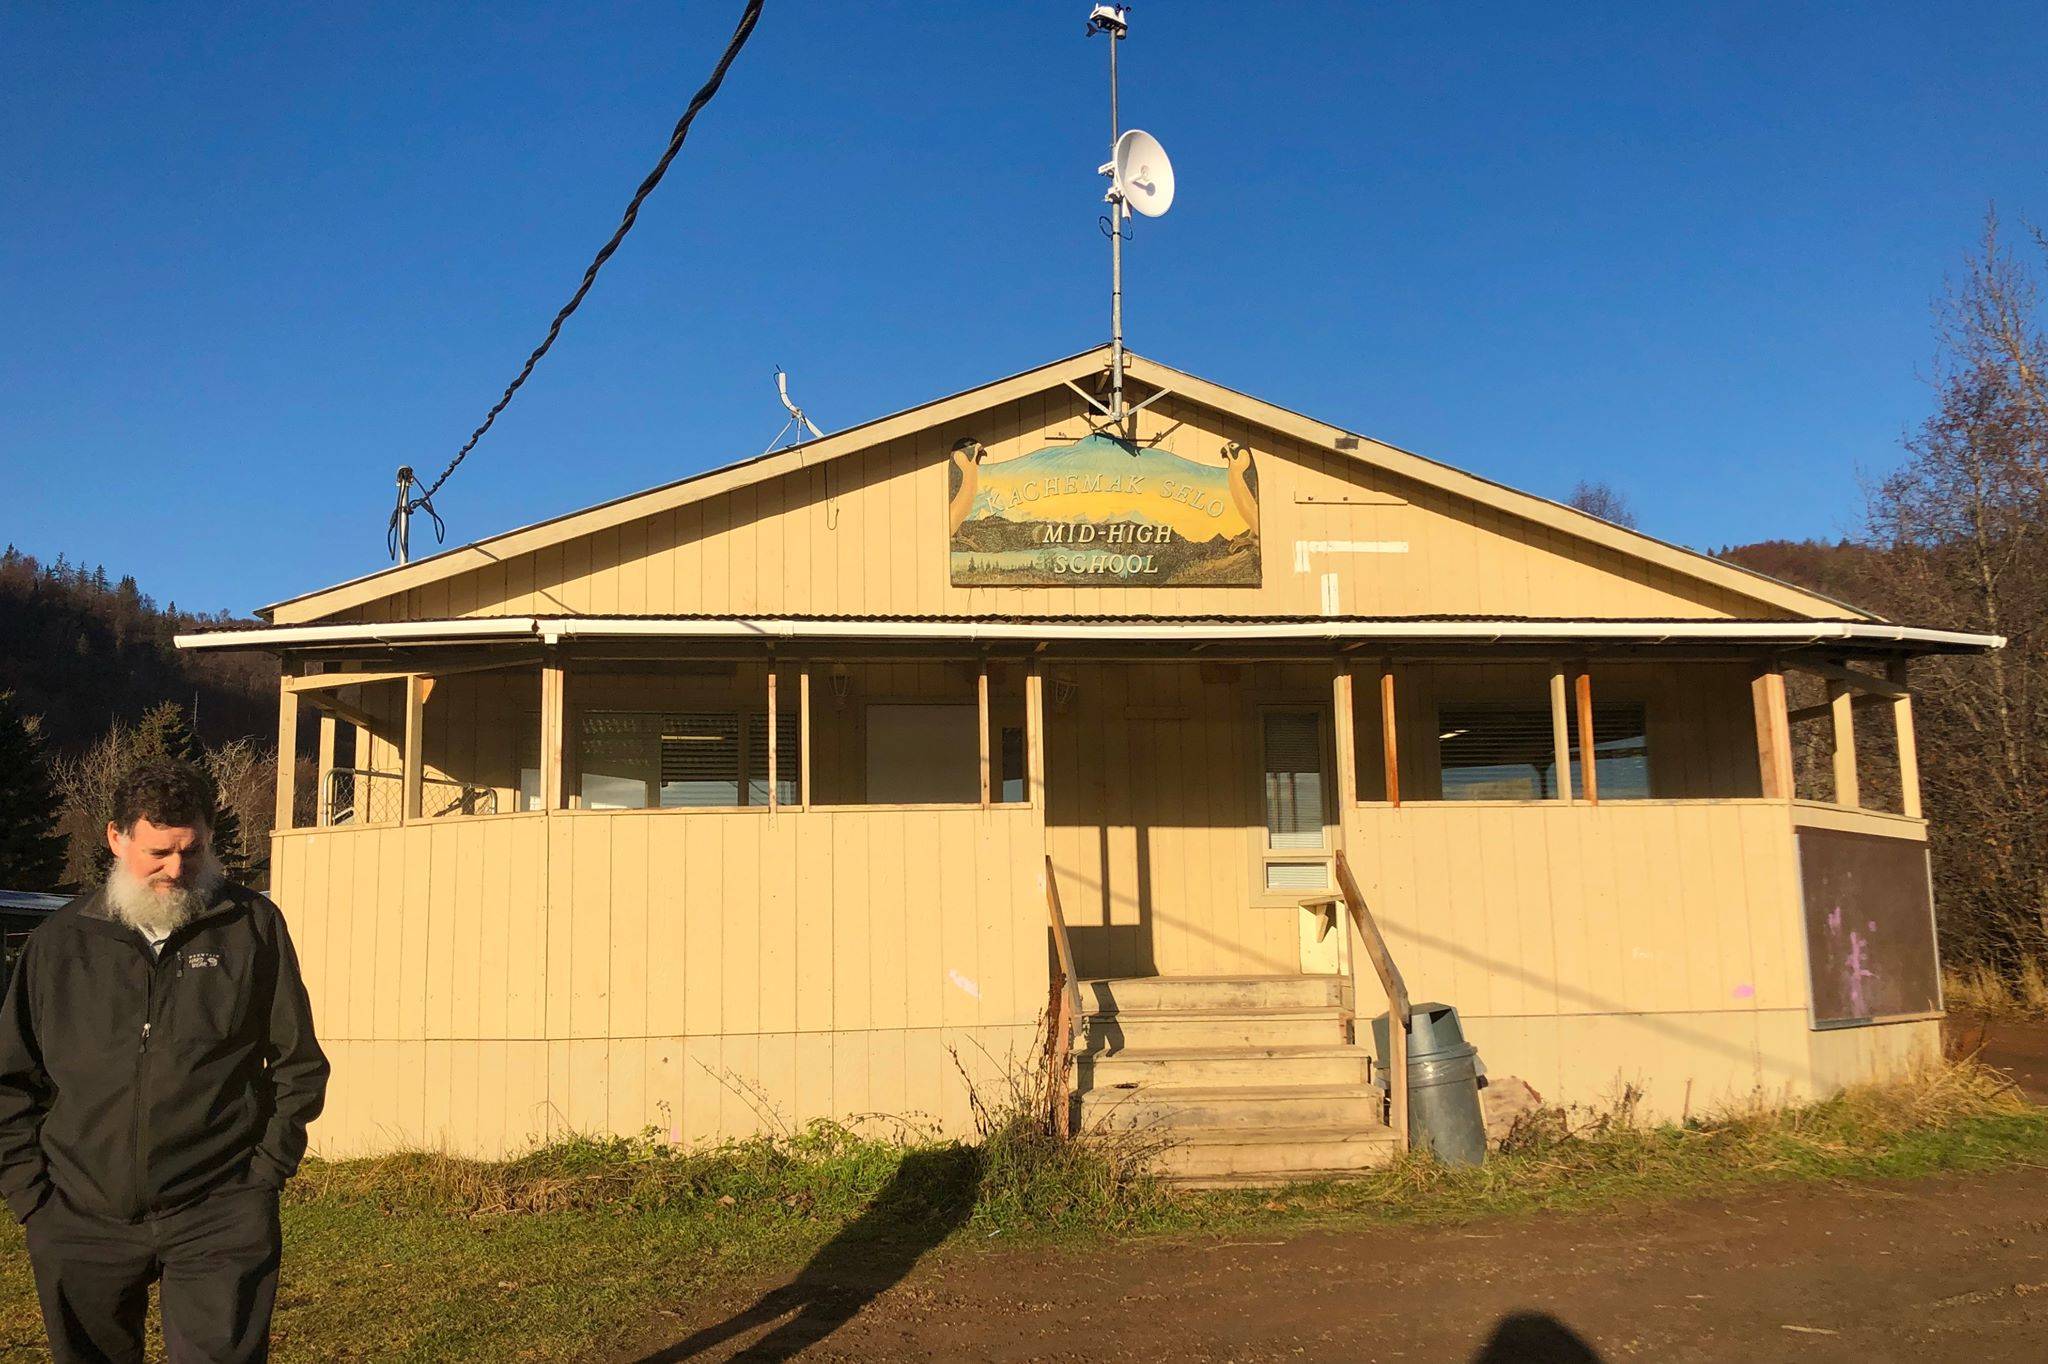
top-left (947, 969), bottom-right (981, 1000)
top-left (1293, 540), bottom-right (1411, 573)
top-left (1319, 573), bottom-right (1340, 616)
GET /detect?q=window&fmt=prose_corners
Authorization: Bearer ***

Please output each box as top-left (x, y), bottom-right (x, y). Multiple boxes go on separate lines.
top-left (864, 703), bottom-right (981, 804)
top-left (1261, 710), bottom-right (1331, 893)
top-left (661, 713), bottom-right (741, 807)
top-left (575, 709), bottom-right (795, 809)
top-left (579, 712), bottom-right (665, 809)
top-left (1437, 703), bottom-right (1562, 800)
top-left (1263, 711), bottom-right (1328, 849)
top-left (1569, 702), bottom-right (1650, 801)
top-left (999, 726), bottom-right (1027, 803)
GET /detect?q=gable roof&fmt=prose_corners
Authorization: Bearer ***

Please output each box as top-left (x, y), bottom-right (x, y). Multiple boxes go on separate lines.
top-left (263, 344), bottom-right (1870, 625)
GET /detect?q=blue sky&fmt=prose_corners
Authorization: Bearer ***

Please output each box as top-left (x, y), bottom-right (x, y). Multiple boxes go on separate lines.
top-left (4, 2), bottom-right (2044, 615)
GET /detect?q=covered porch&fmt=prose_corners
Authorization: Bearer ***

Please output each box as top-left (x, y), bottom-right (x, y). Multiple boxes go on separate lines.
top-left (191, 613), bottom-right (1972, 1155)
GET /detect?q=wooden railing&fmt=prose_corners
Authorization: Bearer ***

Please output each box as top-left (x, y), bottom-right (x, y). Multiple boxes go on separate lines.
top-left (1041, 855), bottom-right (1084, 1138)
top-left (1324, 850), bottom-right (1412, 1152)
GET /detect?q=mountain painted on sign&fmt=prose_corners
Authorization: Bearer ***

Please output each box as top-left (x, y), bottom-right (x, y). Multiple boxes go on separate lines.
top-left (949, 434), bottom-right (1260, 587)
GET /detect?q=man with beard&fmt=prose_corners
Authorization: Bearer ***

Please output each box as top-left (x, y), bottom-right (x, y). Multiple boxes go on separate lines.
top-left (0, 757), bottom-right (328, 1363)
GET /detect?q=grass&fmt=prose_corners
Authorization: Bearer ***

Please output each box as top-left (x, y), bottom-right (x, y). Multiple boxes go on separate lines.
top-left (1946, 959), bottom-right (2048, 1018)
top-left (0, 1061), bottom-right (2043, 1360)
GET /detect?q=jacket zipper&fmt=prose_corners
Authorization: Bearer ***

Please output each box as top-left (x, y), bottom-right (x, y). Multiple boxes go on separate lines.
top-left (133, 954), bottom-right (157, 1217)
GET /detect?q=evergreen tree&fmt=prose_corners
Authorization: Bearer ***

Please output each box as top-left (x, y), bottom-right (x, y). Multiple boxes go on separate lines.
top-left (118, 701), bottom-right (250, 882)
top-left (0, 691), bottom-right (68, 891)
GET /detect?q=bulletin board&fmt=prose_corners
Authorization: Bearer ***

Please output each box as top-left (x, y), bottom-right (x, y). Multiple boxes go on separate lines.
top-left (1798, 826), bottom-right (1942, 1029)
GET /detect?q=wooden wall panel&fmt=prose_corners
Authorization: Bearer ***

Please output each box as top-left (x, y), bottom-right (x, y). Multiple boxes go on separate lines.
top-left (273, 805), bottom-right (1048, 1157)
top-left (345, 390), bottom-right (1777, 626)
top-left (1046, 662), bottom-right (1306, 981)
top-left (1341, 802), bottom-right (1822, 1119)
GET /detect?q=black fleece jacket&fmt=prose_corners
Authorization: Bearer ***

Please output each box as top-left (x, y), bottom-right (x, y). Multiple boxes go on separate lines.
top-left (0, 883), bottom-right (328, 1222)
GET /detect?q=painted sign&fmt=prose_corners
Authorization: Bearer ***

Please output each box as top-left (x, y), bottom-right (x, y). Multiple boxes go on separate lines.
top-left (948, 434), bottom-right (1261, 586)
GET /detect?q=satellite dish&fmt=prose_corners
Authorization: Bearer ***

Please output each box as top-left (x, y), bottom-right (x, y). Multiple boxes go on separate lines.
top-left (1110, 128), bottom-right (1175, 218)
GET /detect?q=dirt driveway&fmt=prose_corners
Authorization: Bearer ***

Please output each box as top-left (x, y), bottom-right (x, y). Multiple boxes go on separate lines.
top-left (618, 1023), bottom-right (2048, 1363)
top-left (621, 1162), bottom-right (2048, 1363)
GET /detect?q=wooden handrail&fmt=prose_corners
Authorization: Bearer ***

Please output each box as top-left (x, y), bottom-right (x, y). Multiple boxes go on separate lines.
top-left (1333, 850), bottom-right (1412, 1153)
top-left (1042, 856), bottom-right (1084, 1138)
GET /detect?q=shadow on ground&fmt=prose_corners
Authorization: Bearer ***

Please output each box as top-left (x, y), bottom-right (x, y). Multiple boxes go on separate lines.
top-left (1471, 1310), bottom-right (1604, 1362)
top-left (630, 1147), bottom-right (978, 1362)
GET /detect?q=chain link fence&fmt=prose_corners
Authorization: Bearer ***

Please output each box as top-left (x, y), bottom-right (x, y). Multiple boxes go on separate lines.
top-left (322, 768), bottom-right (498, 825)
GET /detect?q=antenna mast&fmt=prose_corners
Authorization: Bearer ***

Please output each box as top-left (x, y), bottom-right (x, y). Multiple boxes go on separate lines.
top-left (1088, 5), bottom-right (1130, 426)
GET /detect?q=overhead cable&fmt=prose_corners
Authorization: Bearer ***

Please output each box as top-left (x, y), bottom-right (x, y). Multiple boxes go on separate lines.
top-left (389, 0), bottom-right (767, 560)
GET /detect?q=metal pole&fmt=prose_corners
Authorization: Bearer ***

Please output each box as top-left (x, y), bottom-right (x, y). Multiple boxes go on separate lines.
top-left (394, 466), bottom-right (415, 565)
top-left (1108, 27), bottom-right (1124, 429)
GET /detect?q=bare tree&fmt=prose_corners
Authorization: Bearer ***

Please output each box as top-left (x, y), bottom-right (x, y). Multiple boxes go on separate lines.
top-left (51, 721), bottom-right (280, 890)
top-left (1866, 210), bottom-right (2048, 969)
top-left (1566, 480), bottom-right (1639, 529)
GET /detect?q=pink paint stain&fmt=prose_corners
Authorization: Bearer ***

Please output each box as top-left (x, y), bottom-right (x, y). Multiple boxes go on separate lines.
top-left (1731, 983), bottom-right (1755, 999)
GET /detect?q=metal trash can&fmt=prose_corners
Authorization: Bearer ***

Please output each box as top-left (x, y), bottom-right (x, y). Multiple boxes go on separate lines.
top-left (1372, 1003), bottom-right (1487, 1165)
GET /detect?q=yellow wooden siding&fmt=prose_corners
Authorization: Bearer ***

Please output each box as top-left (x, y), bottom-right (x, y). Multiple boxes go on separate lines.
top-left (1047, 661), bottom-right (1338, 980)
top-left (1342, 802), bottom-right (1824, 1119)
top-left (275, 806), bottom-right (1048, 1158)
top-left (354, 391), bottom-right (1774, 624)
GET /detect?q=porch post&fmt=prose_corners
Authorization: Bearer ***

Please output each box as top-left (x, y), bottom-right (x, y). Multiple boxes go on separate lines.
top-left (1889, 659), bottom-right (1921, 819)
top-left (315, 713), bottom-right (336, 827)
top-left (1828, 675), bottom-right (1860, 809)
top-left (1379, 660), bottom-right (1401, 807)
top-left (401, 674), bottom-right (427, 823)
top-left (274, 669), bottom-right (298, 833)
top-left (1574, 666), bottom-right (1599, 804)
top-left (1548, 667), bottom-right (1573, 804)
top-left (766, 669), bottom-right (779, 815)
top-left (1026, 657), bottom-right (1046, 810)
top-left (539, 648), bottom-right (565, 812)
top-left (799, 665), bottom-right (812, 811)
top-left (978, 658), bottom-right (992, 809)
top-left (1332, 662), bottom-right (1359, 810)
top-left (1751, 664), bottom-right (1794, 799)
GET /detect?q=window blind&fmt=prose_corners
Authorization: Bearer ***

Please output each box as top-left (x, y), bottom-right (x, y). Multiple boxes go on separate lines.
top-left (659, 713), bottom-right (740, 807)
top-left (1263, 711), bottom-right (1327, 849)
top-left (1437, 703), bottom-right (1561, 800)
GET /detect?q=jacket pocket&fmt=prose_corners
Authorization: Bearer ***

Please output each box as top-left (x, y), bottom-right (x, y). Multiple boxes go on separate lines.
top-left (168, 949), bottom-right (251, 1042)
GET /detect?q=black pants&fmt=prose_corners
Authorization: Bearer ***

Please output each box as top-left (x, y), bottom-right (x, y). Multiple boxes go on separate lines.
top-left (24, 1184), bottom-right (280, 1364)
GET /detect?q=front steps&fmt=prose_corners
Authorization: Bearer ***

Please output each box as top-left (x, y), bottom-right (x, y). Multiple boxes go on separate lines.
top-left (1072, 974), bottom-right (1397, 1187)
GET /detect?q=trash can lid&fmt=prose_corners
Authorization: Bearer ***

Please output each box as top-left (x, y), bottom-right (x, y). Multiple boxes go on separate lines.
top-left (1371, 1002), bottom-right (1469, 1062)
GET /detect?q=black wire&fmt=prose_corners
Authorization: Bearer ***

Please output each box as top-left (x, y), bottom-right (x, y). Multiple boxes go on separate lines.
top-left (391, 0), bottom-right (767, 557)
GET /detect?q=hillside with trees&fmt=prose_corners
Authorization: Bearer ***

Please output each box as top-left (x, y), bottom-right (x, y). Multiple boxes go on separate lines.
top-left (0, 547), bottom-right (276, 753)
top-left (0, 548), bottom-right (281, 891)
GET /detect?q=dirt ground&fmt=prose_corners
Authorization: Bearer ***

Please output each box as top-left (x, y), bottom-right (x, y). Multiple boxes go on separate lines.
top-left (617, 1022), bottom-right (2048, 1364)
top-left (1952, 1012), bottom-right (2048, 1100)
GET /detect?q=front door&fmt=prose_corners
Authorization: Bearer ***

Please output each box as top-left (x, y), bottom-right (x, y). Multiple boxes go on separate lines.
top-left (1258, 707), bottom-right (1341, 974)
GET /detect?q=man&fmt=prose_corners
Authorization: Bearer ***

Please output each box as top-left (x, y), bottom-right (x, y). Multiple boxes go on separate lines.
top-left (0, 757), bottom-right (328, 1363)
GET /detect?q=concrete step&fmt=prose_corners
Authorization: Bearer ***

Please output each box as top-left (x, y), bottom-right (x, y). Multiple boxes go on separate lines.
top-left (1075, 1045), bottom-right (1372, 1092)
top-left (1078, 1083), bottom-right (1386, 1133)
top-left (1078, 1005), bottom-right (1348, 1055)
top-left (1082, 975), bottom-right (1343, 1014)
top-left (1151, 1124), bottom-right (1398, 1183)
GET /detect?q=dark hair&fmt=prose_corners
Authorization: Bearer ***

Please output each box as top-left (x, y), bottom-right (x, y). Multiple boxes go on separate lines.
top-left (110, 757), bottom-right (215, 834)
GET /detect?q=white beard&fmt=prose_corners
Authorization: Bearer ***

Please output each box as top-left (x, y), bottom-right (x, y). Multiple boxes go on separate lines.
top-left (105, 853), bottom-right (222, 940)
